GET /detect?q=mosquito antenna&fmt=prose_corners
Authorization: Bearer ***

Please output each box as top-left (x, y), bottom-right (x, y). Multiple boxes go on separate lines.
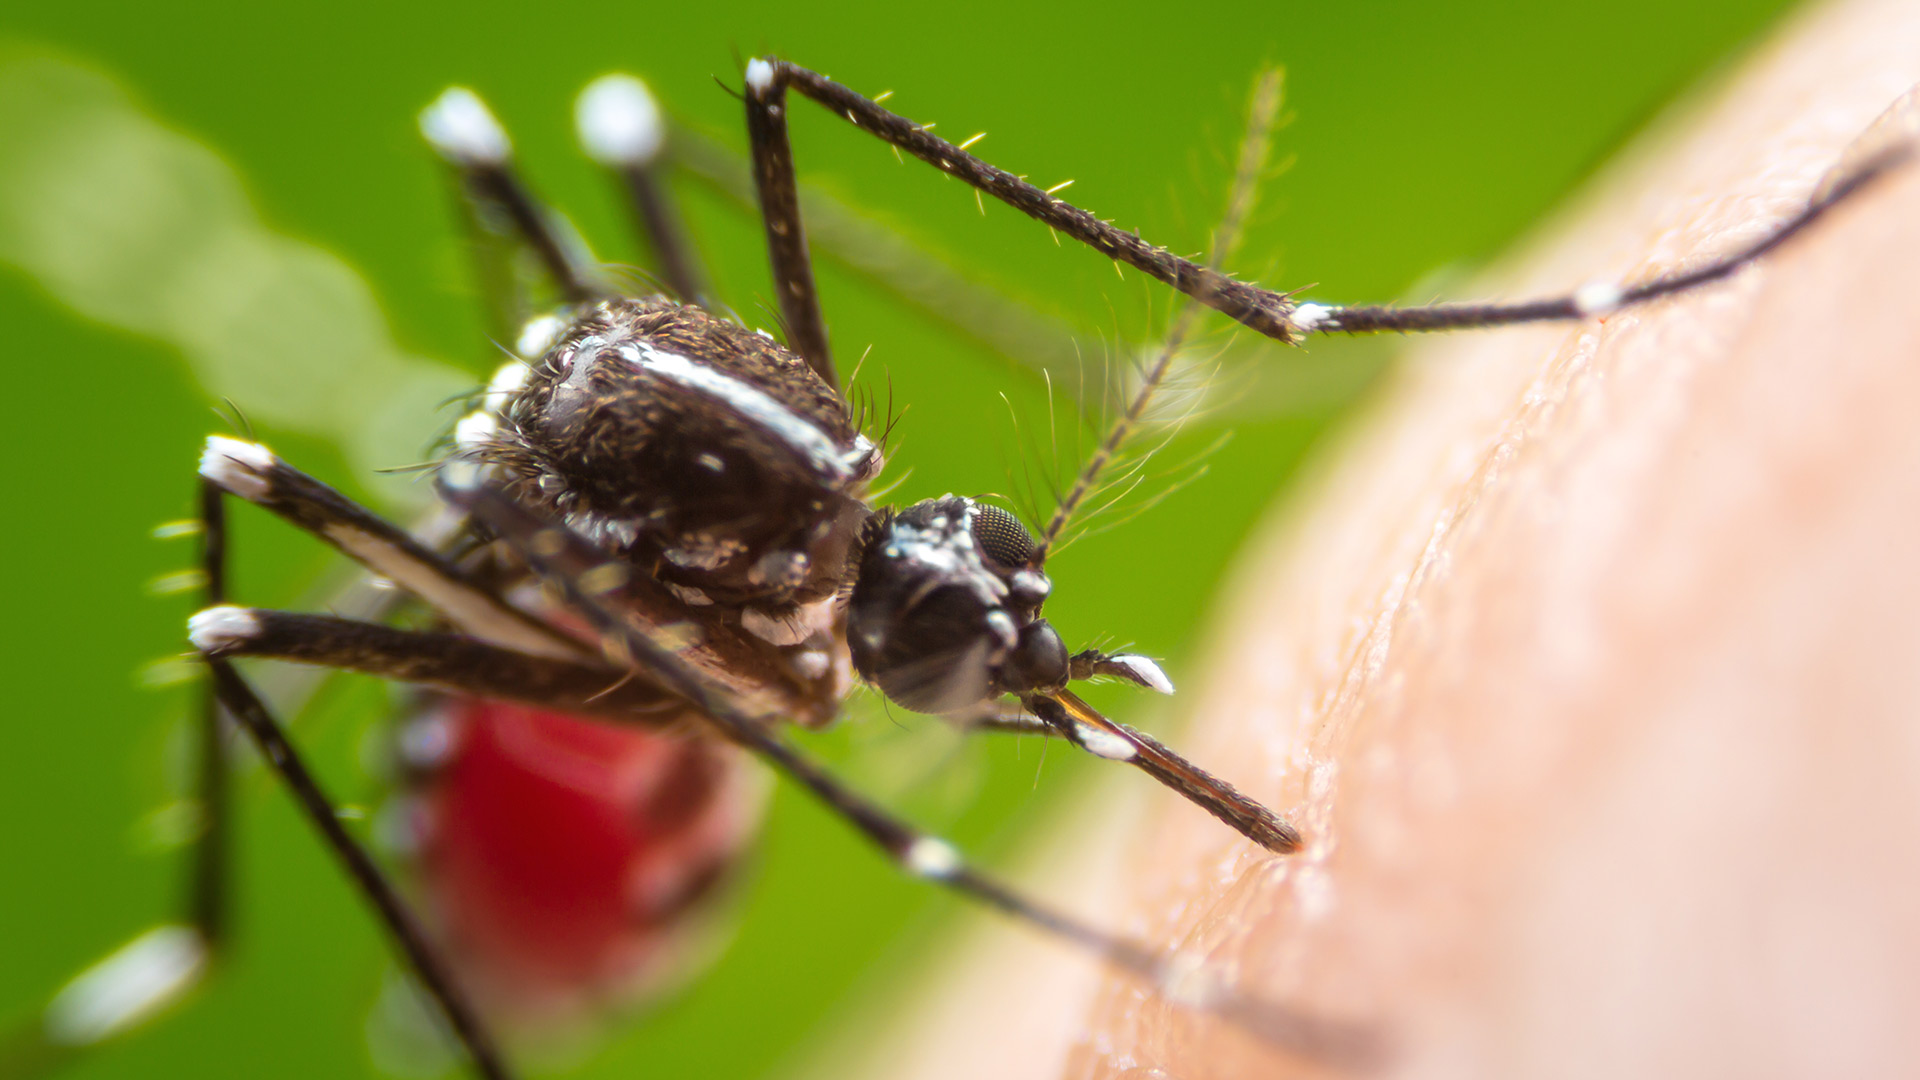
top-left (1071, 431), bottom-right (1231, 546)
top-left (1032, 66), bottom-right (1283, 563)
top-left (1043, 366), bottom-right (1060, 491)
top-left (995, 389), bottom-right (1039, 525)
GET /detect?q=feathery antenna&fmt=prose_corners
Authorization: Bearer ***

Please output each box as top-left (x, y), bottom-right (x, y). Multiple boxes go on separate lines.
top-left (1034, 66), bottom-right (1284, 563)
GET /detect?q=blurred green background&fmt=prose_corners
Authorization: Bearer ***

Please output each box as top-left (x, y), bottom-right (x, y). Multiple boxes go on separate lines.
top-left (0, 1), bottom-right (1800, 1077)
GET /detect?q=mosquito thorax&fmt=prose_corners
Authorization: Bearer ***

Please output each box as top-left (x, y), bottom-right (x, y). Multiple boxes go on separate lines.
top-left (846, 495), bottom-right (1064, 715)
top-left (478, 298), bottom-right (881, 616)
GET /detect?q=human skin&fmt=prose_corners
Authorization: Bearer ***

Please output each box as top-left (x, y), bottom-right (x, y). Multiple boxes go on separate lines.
top-left (829, 1), bottom-right (1920, 1077)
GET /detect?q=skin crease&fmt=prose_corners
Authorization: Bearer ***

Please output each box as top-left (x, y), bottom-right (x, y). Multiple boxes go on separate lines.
top-left (819, 1), bottom-right (1920, 1078)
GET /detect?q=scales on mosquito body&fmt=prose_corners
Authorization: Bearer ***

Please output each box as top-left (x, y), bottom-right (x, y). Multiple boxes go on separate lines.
top-left (5, 50), bottom-right (1909, 1080)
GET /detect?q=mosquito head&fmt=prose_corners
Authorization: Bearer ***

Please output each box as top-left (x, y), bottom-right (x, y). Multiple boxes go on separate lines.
top-left (477, 298), bottom-right (882, 609)
top-left (846, 496), bottom-right (1064, 714)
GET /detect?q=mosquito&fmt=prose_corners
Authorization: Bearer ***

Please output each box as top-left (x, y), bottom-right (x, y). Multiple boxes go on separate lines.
top-left (2, 55), bottom-right (1903, 1080)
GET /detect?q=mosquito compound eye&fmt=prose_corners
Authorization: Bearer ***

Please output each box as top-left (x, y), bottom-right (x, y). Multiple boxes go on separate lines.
top-left (971, 504), bottom-right (1035, 568)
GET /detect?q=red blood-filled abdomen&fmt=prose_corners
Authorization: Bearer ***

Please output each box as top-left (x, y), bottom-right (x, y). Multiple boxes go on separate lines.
top-left (400, 698), bottom-right (761, 1023)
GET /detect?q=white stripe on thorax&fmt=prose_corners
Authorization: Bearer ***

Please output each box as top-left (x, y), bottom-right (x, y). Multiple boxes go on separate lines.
top-left (616, 342), bottom-right (853, 483)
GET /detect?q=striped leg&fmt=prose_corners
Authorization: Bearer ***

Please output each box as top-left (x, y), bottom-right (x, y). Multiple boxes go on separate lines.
top-left (744, 58), bottom-right (1911, 344)
top-left (575, 74), bottom-right (711, 306)
top-left (419, 86), bottom-right (603, 340)
top-left (0, 476), bottom-right (518, 1080)
top-left (438, 473), bottom-right (1380, 1070)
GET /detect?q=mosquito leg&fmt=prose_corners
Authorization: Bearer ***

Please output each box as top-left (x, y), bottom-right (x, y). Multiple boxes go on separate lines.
top-left (1028, 690), bottom-right (1302, 854)
top-left (0, 480), bottom-right (526, 1080)
top-left (420, 86), bottom-right (601, 316)
top-left (190, 607), bottom-right (685, 724)
top-left (203, 469), bottom-right (511, 1078)
top-left (964, 708), bottom-right (1062, 739)
top-left (197, 435), bottom-right (587, 663)
top-left (0, 484), bottom-right (240, 1077)
top-left (754, 59), bottom-right (1910, 345)
top-left (742, 60), bottom-right (836, 389)
top-left (0, 913), bottom-right (211, 1076)
top-left (747, 58), bottom-right (1297, 344)
top-left (243, 500), bottom-right (476, 725)
top-left (191, 480), bottom-right (232, 949)
top-left (438, 473), bottom-right (1374, 1067)
top-left (196, 661), bottom-right (511, 1080)
top-left (576, 74), bottom-right (710, 305)
top-left (667, 127), bottom-right (1091, 382)
top-left (199, 437), bottom-right (836, 720)
top-left (1303, 143), bottom-right (1914, 334)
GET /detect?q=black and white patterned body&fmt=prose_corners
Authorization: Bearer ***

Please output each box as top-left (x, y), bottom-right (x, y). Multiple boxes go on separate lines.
top-left (62, 47), bottom-right (1849, 1071)
top-left (486, 299), bottom-right (878, 608)
top-left (457, 294), bottom-right (1094, 730)
top-left (456, 298), bottom-right (884, 720)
